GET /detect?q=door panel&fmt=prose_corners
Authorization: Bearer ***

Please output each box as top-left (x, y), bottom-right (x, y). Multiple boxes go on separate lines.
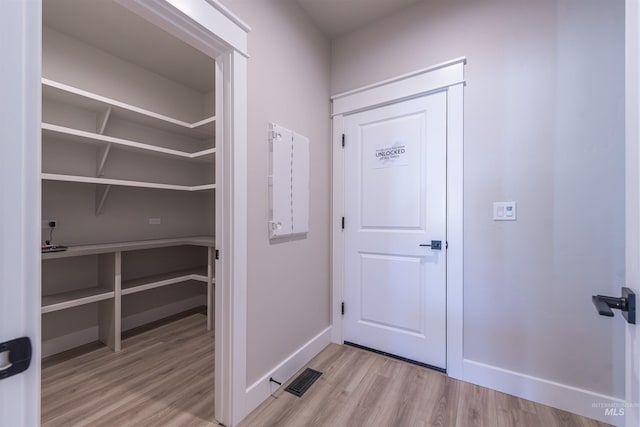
top-left (360, 254), bottom-right (423, 333)
top-left (0, 1), bottom-right (41, 425)
top-left (344, 91), bottom-right (447, 369)
top-left (361, 114), bottom-right (423, 229)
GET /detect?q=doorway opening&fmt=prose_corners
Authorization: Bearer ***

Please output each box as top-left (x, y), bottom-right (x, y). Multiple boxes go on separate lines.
top-left (38, 0), bottom-right (248, 424)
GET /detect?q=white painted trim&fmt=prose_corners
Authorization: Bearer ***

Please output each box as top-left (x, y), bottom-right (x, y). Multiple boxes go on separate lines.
top-left (116, 0), bottom-right (248, 58)
top-left (445, 83), bottom-right (464, 380)
top-left (463, 359), bottom-right (625, 426)
top-left (41, 289), bottom-right (115, 314)
top-left (245, 327), bottom-right (332, 413)
top-left (42, 79), bottom-right (216, 130)
top-left (203, 0), bottom-right (251, 32)
top-left (43, 124), bottom-right (216, 159)
top-left (626, 1), bottom-right (640, 427)
top-left (331, 57), bottom-right (466, 116)
top-left (42, 173), bottom-right (215, 191)
top-left (214, 56), bottom-right (230, 426)
top-left (228, 50), bottom-right (249, 426)
top-left (330, 115), bottom-right (345, 344)
top-left (103, 2), bottom-right (249, 425)
top-left (331, 60), bottom-right (465, 381)
top-left (212, 49), bottom-right (249, 427)
top-left (164, 0), bottom-right (249, 56)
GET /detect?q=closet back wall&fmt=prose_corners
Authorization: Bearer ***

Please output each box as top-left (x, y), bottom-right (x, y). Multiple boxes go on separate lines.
top-left (42, 26), bottom-right (215, 244)
top-left (40, 17), bottom-right (215, 357)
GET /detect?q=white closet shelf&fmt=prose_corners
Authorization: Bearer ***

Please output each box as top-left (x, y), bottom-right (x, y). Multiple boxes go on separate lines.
top-left (42, 123), bottom-right (215, 160)
top-left (42, 79), bottom-right (215, 139)
top-left (41, 236), bottom-right (215, 260)
top-left (122, 268), bottom-right (213, 296)
top-left (42, 173), bottom-right (215, 192)
top-left (42, 287), bottom-right (114, 314)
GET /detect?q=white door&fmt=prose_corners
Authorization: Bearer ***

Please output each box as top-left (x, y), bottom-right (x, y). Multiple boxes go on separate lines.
top-left (343, 91), bottom-right (447, 369)
top-left (0, 0), bottom-right (41, 426)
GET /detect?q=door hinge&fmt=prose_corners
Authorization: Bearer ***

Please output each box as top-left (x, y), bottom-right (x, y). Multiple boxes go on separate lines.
top-left (341, 217), bottom-right (345, 230)
top-left (341, 302), bottom-right (345, 316)
top-left (215, 249), bottom-right (220, 260)
top-left (341, 134), bottom-right (345, 148)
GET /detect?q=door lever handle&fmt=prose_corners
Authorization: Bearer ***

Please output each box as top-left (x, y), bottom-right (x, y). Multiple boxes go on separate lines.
top-left (419, 240), bottom-right (442, 250)
top-left (592, 287), bottom-right (636, 324)
top-left (0, 337), bottom-right (31, 380)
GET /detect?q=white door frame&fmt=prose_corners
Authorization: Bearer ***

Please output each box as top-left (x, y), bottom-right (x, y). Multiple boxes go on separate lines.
top-left (625, 1), bottom-right (640, 426)
top-left (114, 2), bottom-right (250, 425)
top-left (331, 58), bottom-right (466, 379)
top-left (1, 0), bottom-right (251, 425)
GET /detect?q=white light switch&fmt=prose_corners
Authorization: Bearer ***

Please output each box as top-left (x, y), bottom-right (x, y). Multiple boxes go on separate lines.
top-left (493, 202), bottom-right (516, 221)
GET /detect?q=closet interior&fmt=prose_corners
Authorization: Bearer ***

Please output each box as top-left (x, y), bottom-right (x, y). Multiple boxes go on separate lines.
top-left (41, 0), bottom-right (217, 358)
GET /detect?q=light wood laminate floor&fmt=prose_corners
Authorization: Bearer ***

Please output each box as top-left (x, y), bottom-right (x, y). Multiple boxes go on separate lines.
top-left (41, 313), bottom-right (215, 427)
top-left (241, 344), bottom-right (614, 427)
top-left (42, 315), bottom-right (613, 427)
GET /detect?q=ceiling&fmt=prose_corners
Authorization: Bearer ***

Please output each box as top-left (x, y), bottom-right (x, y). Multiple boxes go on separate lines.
top-left (43, 0), bottom-right (215, 93)
top-left (42, 0), bottom-right (422, 89)
top-left (295, 0), bottom-right (425, 39)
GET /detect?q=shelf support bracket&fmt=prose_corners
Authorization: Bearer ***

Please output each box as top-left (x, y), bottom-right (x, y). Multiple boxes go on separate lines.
top-left (95, 184), bottom-right (112, 216)
top-left (97, 143), bottom-right (112, 177)
top-left (96, 107), bottom-right (113, 178)
top-left (97, 106), bottom-right (112, 135)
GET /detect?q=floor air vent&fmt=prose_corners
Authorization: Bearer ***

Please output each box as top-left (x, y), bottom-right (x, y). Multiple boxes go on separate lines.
top-left (285, 368), bottom-right (322, 397)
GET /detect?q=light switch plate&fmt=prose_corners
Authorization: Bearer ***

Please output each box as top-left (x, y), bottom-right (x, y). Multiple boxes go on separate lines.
top-left (493, 201), bottom-right (516, 221)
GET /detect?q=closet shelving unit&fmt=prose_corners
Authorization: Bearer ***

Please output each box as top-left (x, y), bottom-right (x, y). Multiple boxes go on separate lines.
top-left (42, 237), bottom-right (215, 352)
top-left (42, 78), bottom-right (216, 215)
top-left (41, 17), bottom-right (217, 356)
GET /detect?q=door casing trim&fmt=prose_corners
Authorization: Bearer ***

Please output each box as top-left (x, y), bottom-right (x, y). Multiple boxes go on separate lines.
top-left (330, 58), bottom-right (465, 379)
top-left (103, 1), bottom-right (250, 425)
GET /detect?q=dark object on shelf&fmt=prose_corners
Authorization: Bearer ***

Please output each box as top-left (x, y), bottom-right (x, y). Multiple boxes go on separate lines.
top-left (42, 245), bottom-right (68, 253)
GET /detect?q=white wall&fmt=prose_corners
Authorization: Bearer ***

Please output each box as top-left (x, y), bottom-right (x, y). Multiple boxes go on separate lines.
top-left (219, 0), bottom-right (332, 385)
top-left (333, 0), bottom-right (625, 403)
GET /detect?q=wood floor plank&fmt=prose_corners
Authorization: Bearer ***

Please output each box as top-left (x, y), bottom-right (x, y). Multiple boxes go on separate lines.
top-left (43, 323), bottom-right (615, 427)
top-left (41, 313), bottom-right (215, 427)
top-left (239, 343), bottom-right (614, 427)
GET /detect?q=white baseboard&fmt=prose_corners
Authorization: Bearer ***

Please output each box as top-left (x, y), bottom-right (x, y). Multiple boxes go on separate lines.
top-left (463, 359), bottom-right (625, 426)
top-left (42, 326), bottom-right (98, 358)
top-left (121, 295), bottom-right (205, 331)
top-left (244, 326), bottom-right (332, 418)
